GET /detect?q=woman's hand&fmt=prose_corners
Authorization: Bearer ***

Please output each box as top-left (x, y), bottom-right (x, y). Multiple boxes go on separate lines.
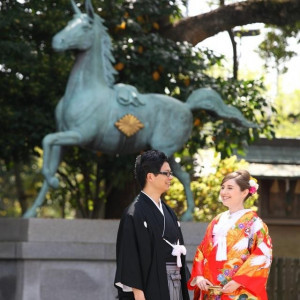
top-left (132, 288), bottom-right (146, 300)
top-left (222, 280), bottom-right (241, 294)
top-left (195, 276), bottom-right (213, 291)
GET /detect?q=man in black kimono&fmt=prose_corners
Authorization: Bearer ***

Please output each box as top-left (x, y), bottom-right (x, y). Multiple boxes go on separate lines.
top-left (114, 150), bottom-right (190, 300)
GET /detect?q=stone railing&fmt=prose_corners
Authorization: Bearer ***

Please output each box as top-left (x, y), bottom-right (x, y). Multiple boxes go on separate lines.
top-left (0, 218), bottom-right (208, 300)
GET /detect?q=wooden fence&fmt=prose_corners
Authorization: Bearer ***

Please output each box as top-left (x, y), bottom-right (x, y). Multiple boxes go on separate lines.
top-left (267, 257), bottom-right (300, 300)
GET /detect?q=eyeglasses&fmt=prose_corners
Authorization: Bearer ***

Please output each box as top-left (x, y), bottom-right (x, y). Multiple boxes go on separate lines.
top-left (156, 171), bottom-right (173, 177)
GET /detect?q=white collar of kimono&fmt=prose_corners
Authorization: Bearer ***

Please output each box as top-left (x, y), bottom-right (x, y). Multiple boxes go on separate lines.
top-left (141, 191), bottom-right (164, 215)
top-left (213, 209), bottom-right (251, 261)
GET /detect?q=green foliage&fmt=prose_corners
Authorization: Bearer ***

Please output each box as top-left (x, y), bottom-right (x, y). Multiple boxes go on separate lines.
top-left (257, 26), bottom-right (298, 75)
top-left (0, 0), bottom-right (277, 218)
top-left (274, 89), bottom-right (300, 138)
top-left (0, 156), bottom-right (42, 217)
top-left (0, 0), bottom-right (73, 164)
top-left (45, 148), bottom-right (137, 219)
top-left (165, 154), bottom-right (258, 221)
top-left (101, 0), bottom-right (215, 96)
top-left (0, 0), bottom-right (75, 215)
top-left (41, 148), bottom-right (106, 218)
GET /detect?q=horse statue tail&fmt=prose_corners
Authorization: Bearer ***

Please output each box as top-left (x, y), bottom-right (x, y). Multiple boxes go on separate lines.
top-left (185, 87), bottom-right (258, 128)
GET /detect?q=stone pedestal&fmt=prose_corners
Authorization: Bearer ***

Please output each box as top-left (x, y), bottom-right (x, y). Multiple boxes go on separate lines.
top-left (0, 218), bottom-right (208, 300)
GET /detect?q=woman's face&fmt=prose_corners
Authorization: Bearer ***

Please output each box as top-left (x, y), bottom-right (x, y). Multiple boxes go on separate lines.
top-left (220, 178), bottom-right (249, 211)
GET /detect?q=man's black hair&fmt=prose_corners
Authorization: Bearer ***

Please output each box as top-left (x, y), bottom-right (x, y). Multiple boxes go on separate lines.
top-left (134, 150), bottom-right (168, 189)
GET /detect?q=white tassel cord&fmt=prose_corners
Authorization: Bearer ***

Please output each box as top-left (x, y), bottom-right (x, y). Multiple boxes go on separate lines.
top-left (163, 239), bottom-right (186, 267)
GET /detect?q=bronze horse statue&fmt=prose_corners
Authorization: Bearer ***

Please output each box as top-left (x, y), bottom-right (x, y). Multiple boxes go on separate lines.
top-left (24, 0), bottom-right (256, 220)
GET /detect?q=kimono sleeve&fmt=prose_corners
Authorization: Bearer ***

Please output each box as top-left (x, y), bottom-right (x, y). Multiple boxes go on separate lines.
top-left (187, 245), bottom-right (205, 290)
top-left (187, 220), bottom-right (215, 291)
top-left (233, 218), bottom-right (272, 298)
top-left (114, 212), bottom-right (144, 291)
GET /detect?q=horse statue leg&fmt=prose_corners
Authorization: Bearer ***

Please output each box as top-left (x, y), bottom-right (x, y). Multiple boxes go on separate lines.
top-left (23, 137), bottom-right (63, 218)
top-left (41, 133), bottom-right (66, 188)
top-left (23, 182), bottom-right (50, 218)
top-left (23, 131), bottom-right (82, 218)
top-left (169, 156), bottom-right (194, 221)
top-left (23, 144), bottom-right (62, 218)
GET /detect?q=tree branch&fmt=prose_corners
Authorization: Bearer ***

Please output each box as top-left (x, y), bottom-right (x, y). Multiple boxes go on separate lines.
top-left (161, 0), bottom-right (300, 45)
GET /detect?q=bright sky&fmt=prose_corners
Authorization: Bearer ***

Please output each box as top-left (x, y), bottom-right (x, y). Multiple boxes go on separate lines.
top-left (185, 0), bottom-right (300, 95)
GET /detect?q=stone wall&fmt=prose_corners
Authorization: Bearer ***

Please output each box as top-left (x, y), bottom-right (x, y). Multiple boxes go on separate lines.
top-left (2, 218), bottom-right (296, 300)
top-left (0, 218), bottom-right (208, 300)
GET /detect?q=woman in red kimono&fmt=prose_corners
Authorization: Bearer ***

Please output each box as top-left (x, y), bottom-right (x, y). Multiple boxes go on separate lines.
top-left (188, 170), bottom-right (272, 300)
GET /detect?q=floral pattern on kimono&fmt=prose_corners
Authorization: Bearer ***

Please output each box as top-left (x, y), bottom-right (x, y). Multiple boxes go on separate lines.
top-left (188, 210), bottom-right (272, 300)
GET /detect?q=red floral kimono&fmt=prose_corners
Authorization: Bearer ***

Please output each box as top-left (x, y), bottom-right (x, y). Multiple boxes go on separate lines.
top-left (188, 210), bottom-right (272, 300)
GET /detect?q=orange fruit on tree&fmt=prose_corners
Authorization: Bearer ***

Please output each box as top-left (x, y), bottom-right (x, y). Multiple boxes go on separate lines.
top-left (152, 71), bottom-right (160, 81)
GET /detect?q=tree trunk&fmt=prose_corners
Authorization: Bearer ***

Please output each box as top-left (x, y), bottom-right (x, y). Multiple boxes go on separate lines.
top-left (13, 159), bottom-right (27, 215)
top-left (91, 161), bottom-right (105, 219)
top-left (161, 0), bottom-right (300, 46)
top-left (105, 178), bottom-right (140, 219)
top-left (228, 29), bottom-right (238, 79)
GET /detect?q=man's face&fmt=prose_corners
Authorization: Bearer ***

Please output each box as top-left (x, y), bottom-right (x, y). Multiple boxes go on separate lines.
top-left (151, 162), bottom-right (173, 194)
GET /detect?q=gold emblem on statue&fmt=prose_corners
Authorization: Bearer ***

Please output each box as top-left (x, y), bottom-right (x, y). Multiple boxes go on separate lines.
top-left (115, 114), bottom-right (144, 137)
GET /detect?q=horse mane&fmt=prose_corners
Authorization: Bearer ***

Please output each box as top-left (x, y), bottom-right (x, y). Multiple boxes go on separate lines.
top-left (94, 14), bottom-right (117, 88)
